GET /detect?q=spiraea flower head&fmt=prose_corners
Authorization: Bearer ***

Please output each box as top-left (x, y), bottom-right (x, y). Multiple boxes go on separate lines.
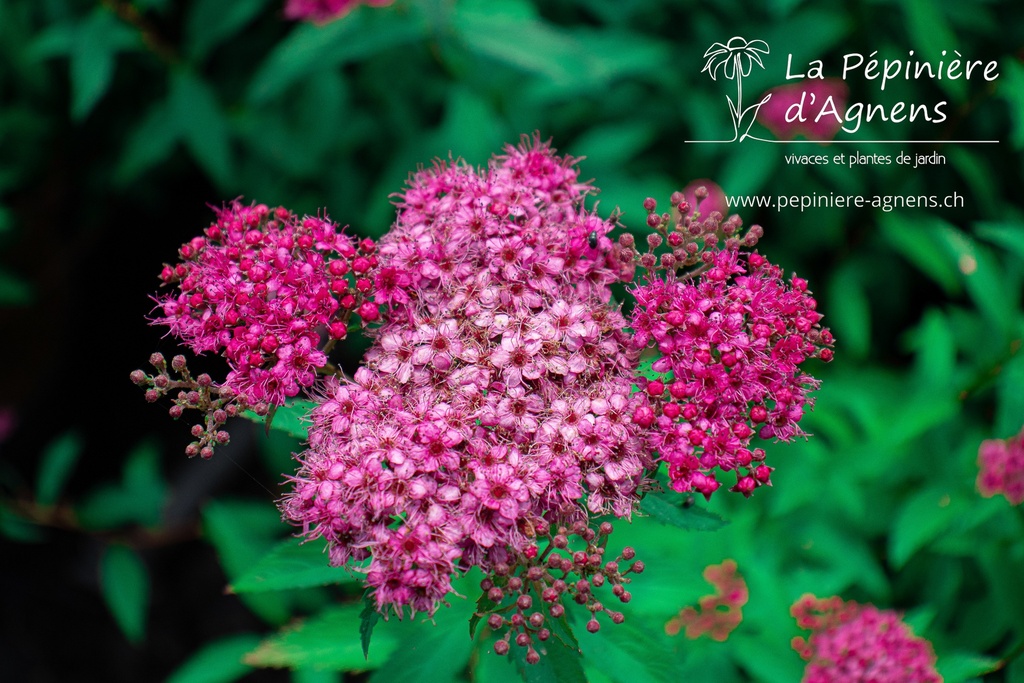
top-left (790, 594), bottom-right (942, 683)
top-left (977, 427), bottom-right (1024, 505)
top-left (280, 135), bottom-right (652, 627)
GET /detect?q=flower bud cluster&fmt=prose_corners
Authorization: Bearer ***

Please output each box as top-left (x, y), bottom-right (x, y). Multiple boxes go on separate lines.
top-left (627, 196), bottom-right (834, 499)
top-left (130, 353), bottom-right (238, 458)
top-left (481, 522), bottom-right (638, 662)
top-left (151, 201), bottom-right (385, 408)
top-left (790, 594), bottom-right (941, 683)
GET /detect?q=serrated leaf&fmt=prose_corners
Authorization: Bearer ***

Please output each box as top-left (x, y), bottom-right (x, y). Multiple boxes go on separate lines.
top-left (167, 634), bottom-right (262, 683)
top-left (469, 589), bottom-right (499, 640)
top-left (639, 491), bottom-right (727, 531)
top-left (240, 399), bottom-right (316, 440)
top-left (367, 610), bottom-right (475, 683)
top-left (360, 593), bottom-right (380, 660)
top-left (36, 431), bottom-right (82, 506)
top-left (245, 602), bottom-right (399, 671)
top-left (582, 621), bottom-right (675, 683)
top-left (100, 545), bottom-right (149, 644)
top-left (231, 537), bottom-right (358, 593)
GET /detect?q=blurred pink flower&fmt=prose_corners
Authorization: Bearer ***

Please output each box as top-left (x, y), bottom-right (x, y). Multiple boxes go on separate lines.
top-left (284, 0), bottom-right (393, 24)
top-left (977, 428), bottom-right (1024, 505)
top-left (757, 79), bottom-right (848, 141)
top-left (791, 594), bottom-right (942, 683)
top-left (666, 559), bottom-right (748, 641)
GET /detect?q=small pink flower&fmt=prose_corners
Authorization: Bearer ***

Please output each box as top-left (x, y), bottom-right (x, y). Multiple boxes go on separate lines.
top-left (680, 179), bottom-right (729, 221)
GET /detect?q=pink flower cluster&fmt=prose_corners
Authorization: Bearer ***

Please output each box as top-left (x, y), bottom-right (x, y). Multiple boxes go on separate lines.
top-left (630, 247), bottom-right (833, 499)
top-left (977, 427), bottom-right (1024, 505)
top-left (153, 201), bottom-right (381, 408)
top-left (283, 0), bottom-right (392, 23)
top-left (791, 594), bottom-right (942, 683)
top-left (280, 136), bottom-right (650, 617)
top-left (665, 559), bottom-right (747, 641)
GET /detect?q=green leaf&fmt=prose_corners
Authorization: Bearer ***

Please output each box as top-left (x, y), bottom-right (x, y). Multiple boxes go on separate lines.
top-left (879, 213), bottom-right (960, 294)
top-left (185, 0), bottom-right (274, 62)
top-left (902, 0), bottom-right (964, 100)
top-left (231, 537), bottom-right (358, 593)
top-left (70, 8), bottom-right (139, 120)
top-left (114, 99), bottom-right (181, 184)
top-left (1001, 60), bottom-right (1024, 149)
top-left (581, 621), bottom-right (676, 683)
top-left (469, 589), bottom-right (499, 640)
top-left (0, 504), bottom-right (43, 543)
top-left (240, 399), bottom-right (316, 440)
top-left (171, 69), bottom-right (233, 187)
top-left (888, 487), bottom-right (962, 569)
top-left (292, 669), bottom-right (339, 683)
top-left (976, 222), bottom-right (1024, 265)
top-left (996, 352), bottom-right (1024, 437)
top-left (36, 431), bottom-right (82, 506)
top-left (360, 593), bottom-right (380, 661)
top-left (936, 651), bottom-right (1001, 682)
top-left (247, 8), bottom-right (424, 104)
top-left (77, 440), bottom-right (167, 529)
top-left (367, 611), bottom-right (475, 683)
top-left (167, 634), bottom-right (262, 683)
top-left (826, 261), bottom-right (871, 360)
top-left (639, 490), bottom-right (728, 531)
top-left (100, 545), bottom-right (149, 644)
top-left (246, 602), bottom-right (399, 671)
top-left (510, 632), bottom-right (587, 683)
top-left (0, 268), bottom-right (33, 306)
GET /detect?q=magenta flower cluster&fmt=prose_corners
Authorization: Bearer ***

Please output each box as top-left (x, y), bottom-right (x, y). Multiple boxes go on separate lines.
top-left (280, 136), bottom-right (650, 617)
top-left (630, 247), bottom-right (833, 499)
top-left (791, 595), bottom-right (942, 683)
top-left (977, 427), bottom-right (1024, 505)
top-left (153, 202), bottom-right (381, 409)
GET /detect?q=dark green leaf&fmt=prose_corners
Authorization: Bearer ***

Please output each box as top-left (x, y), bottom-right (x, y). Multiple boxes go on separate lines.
top-left (1001, 61), bottom-right (1024, 149)
top-left (114, 99), bottom-right (181, 184)
top-left (167, 634), bottom-right (262, 683)
top-left (0, 505), bottom-right (43, 543)
top-left (879, 213), bottom-right (960, 294)
top-left (231, 537), bottom-right (358, 593)
top-left (936, 651), bottom-right (1001, 682)
top-left (100, 545), bottom-right (149, 644)
top-left (826, 262), bottom-right (871, 360)
top-left (77, 440), bottom-right (166, 529)
top-left (582, 621), bottom-right (675, 683)
top-left (171, 69), bottom-right (233, 187)
top-left (291, 669), bottom-right (339, 683)
top-left (0, 268), bottom-right (33, 306)
top-left (36, 431), bottom-right (82, 506)
top-left (360, 592), bottom-right (380, 661)
top-left (995, 352), bottom-right (1024, 437)
top-left (70, 8), bottom-right (139, 120)
top-left (245, 602), bottom-right (399, 671)
top-left (639, 490), bottom-right (727, 531)
top-left (976, 222), bottom-right (1024, 265)
top-left (903, 0), bottom-right (964, 100)
top-left (889, 487), bottom-right (963, 569)
top-left (185, 0), bottom-right (274, 63)
top-left (240, 399), bottom-right (316, 441)
top-left (367, 609), bottom-right (475, 683)
top-left (469, 589), bottom-right (499, 640)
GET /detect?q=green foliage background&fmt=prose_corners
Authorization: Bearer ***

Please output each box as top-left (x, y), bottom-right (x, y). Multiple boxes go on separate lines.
top-left (1, 0), bottom-right (1023, 681)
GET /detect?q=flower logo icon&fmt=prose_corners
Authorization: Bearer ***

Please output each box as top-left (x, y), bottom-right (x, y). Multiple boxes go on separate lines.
top-left (701, 37), bottom-right (773, 142)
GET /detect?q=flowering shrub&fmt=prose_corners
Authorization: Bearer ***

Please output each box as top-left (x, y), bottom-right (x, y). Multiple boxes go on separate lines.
top-left (791, 594), bottom-right (942, 683)
top-left (133, 134), bottom-right (833, 662)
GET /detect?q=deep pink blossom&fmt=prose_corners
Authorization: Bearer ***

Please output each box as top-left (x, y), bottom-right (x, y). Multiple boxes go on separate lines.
top-left (284, 0), bottom-right (393, 24)
top-left (791, 595), bottom-right (942, 683)
top-left (757, 78), bottom-right (849, 141)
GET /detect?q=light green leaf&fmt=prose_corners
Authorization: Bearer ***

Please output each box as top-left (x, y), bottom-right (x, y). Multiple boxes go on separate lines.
top-left (240, 399), bottom-right (316, 441)
top-left (231, 538), bottom-right (358, 593)
top-left (976, 222), bottom-right (1024, 265)
top-left (582, 621), bottom-right (676, 683)
top-left (101, 545), bottom-right (149, 644)
top-left (827, 262), bottom-right (871, 360)
top-left (639, 490), bottom-right (727, 531)
top-left (245, 602), bottom-right (400, 671)
top-left (36, 431), bottom-right (83, 507)
top-left (167, 634), bottom-right (262, 683)
top-left (903, 0), bottom-right (964, 100)
top-left (995, 352), bottom-right (1024, 437)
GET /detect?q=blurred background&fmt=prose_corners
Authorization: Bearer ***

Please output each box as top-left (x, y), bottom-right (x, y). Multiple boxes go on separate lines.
top-left (1, 0), bottom-right (1023, 681)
